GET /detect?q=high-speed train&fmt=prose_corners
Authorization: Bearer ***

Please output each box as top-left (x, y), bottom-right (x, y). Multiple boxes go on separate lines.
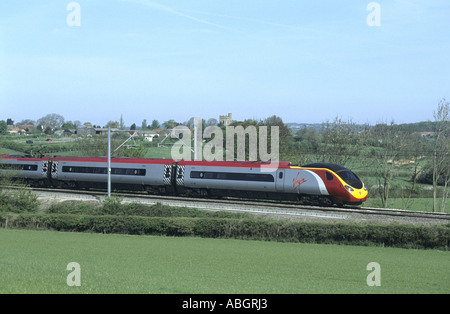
top-left (0, 154), bottom-right (368, 206)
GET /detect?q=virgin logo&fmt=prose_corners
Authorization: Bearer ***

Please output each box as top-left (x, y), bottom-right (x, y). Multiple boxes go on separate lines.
top-left (292, 172), bottom-right (307, 191)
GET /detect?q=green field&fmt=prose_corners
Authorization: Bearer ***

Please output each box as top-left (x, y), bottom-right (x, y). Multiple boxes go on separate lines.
top-left (0, 228), bottom-right (449, 294)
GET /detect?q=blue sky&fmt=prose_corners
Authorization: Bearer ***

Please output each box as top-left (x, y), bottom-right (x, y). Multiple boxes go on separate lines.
top-left (1, 0), bottom-right (449, 127)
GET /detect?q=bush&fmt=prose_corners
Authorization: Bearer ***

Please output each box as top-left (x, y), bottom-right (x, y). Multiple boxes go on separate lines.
top-left (46, 198), bottom-right (251, 219)
top-left (0, 188), bottom-right (39, 213)
top-left (2, 198), bottom-right (449, 250)
top-left (46, 201), bottom-right (98, 215)
top-left (3, 213), bottom-right (448, 250)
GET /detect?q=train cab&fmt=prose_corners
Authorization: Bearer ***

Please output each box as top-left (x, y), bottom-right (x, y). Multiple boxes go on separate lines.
top-left (300, 163), bottom-right (368, 205)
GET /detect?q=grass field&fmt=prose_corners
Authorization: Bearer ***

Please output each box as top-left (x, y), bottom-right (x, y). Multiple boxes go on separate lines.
top-left (364, 197), bottom-right (436, 211)
top-left (0, 229), bottom-right (449, 294)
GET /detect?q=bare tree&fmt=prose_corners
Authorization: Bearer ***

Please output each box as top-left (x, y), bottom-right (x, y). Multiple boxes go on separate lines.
top-left (431, 98), bottom-right (449, 212)
top-left (400, 133), bottom-right (425, 210)
top-left (317, 117), bottom-right (367, 168)
top-left (441, 154), bottom-right (450, 212)
top-left (369, 120), bottom-right (407, 208)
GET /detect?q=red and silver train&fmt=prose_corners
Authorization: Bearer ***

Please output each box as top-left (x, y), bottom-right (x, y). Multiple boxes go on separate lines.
top-left (0, 154), bottom-right (368, 206)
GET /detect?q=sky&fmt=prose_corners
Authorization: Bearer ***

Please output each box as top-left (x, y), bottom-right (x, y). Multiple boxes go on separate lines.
top-left (0, 0), bottom-right (449, 127)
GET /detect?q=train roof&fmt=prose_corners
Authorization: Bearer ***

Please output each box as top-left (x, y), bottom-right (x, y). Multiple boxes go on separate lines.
top-left (0, 154), bottom-right (49, 161)
top-left (1, 155), bottom-right (291, 168)
top-left (52, 156), bottom-right (175, 164)
top-left (0, 154), bottom-right (174, 164)
top-left (300, 162), bottom-right (349, 172)
top-left (177, 160), bottom-right (292, 168)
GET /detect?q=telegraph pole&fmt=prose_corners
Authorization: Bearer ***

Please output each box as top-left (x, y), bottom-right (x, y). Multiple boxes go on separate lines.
top-left (107, 127), bottom-right (111, 197)
top-left (193, 117), bottom-right (202, 161)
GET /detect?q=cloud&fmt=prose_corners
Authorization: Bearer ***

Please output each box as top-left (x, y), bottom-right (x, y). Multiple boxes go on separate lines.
top-left (119, 0), bottom-right (227, 29)
top-left (179, 8), bottom-right (304, 31)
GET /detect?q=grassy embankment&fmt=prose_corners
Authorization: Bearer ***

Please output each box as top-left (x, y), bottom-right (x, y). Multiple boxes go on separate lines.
top-left (1, 228), bottom-right (449, 294)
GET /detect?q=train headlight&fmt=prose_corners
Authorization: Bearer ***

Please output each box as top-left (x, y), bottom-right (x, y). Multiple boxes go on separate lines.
top-left (345, 185), bottom-right (354, 192)
top-left (364, 186), bottom-right (368, 191)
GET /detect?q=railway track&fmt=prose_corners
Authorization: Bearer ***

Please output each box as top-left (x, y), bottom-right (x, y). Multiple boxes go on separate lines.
top-left (9, 186), bottom-right (450, 225)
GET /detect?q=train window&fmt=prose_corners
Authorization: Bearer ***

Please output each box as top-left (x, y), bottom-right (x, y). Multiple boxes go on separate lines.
top-left (1, 164), bottom-right (38, 171)
top-left (94, 167), bottom-right (106, 174)
top-left (279, 172), bottom-right (283, 179)
top-left (113, 168), bottom-right (145, 176)
top-left (190, 171), bottom-right (200, 178)
top-left (190, 171), bottom-right (274, 182)
top-left (326, 172), bottom-right (333, 180)
top-left (338, 170), bottom-right (363, 189)
top-left (62, 166), bottom-right (145, 176)
top-left (217, 173), bottom-right (227, 179)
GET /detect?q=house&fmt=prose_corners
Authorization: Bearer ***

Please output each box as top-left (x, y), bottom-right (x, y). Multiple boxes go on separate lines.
top-left (76, 127), bottom-right (97, 136)
top-left (76, 127), bottom-right (119, 136)
top-left (138, 130), bottom-right (159, 142)
top-left (413, 132), bottom-right (435, 138)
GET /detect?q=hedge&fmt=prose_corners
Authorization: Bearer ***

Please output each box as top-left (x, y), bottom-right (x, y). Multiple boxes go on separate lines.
top-left (1, 213), bottom-right (449, 250)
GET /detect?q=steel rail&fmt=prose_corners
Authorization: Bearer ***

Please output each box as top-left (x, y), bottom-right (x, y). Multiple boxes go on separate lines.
top-left (7, 186), bottom-right (450, 224)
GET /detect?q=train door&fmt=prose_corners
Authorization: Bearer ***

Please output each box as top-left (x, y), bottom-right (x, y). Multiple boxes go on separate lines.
top-left (276, 169), bottom-right (285, 192)
top-left (41, 158), bottom-right (58, 185)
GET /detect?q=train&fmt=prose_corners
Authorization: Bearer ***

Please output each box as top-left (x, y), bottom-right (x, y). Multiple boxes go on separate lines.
top-left (0, 154), bottom-right (368, 206)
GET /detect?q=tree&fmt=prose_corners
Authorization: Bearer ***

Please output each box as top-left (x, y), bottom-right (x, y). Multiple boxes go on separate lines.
top-left (6, 118), bottom-right (14, 126)
top-left (431, 98), bottom-right (449, 212)
top-left (119, 114), bottom-right (125, 130)
top-left (222, 115), bottom-right (292, 162)
top-left (316, 117), bottom-right (367, 168)
top-left (163, 120), bottom-right (179, 129)
top-left (62, 121), bottom-right (76, 130)
top-left (105, 121), bottom-right (119, 128)
top-left (44, 126), bottom-right (54, 135)
top-left (400, 133), bottom-right (426, 210)
top-left (37, 113), bottom-right (65, 129)
top-left (130, 123), bottom-right (136, 130)
top-left (368, 120), bottom-right (408, 208)
top-left (295, 127), bottom-right (321, 165)
top-left (150, 120), bottom-right (160, 129)
top-left (0, 120), bottom-right (7, 135)
top-left (261, 115), bottom-right (293, 162)
top-left (141, 119), bottom-right (148, 130)
top-left (16, 119), bottom-right (35, 127)
top-left (206, 118), bottom-right (218, 126)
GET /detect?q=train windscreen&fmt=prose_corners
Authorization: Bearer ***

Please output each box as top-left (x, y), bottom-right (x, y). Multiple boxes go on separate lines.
top-left (336, 170), bottom-right (363, 189)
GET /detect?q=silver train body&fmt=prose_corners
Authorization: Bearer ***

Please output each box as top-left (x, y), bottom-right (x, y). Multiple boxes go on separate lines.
top-left (0, 155), bottom-right (367, 205)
